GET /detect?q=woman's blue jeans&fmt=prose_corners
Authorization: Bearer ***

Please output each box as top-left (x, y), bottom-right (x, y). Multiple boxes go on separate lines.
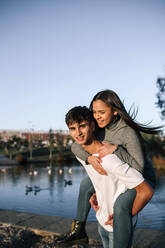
top-left (76, 176), bottom-right (137, 248)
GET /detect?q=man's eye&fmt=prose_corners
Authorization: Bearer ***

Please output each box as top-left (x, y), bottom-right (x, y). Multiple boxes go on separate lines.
top-left (69, 128), bottom-right (75, 130)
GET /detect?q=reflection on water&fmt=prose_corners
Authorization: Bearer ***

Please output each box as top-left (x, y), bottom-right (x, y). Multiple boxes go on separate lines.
top-left (0, 163), bottom-right (165, 230)
top-left (137, 175), bottom-right (165, 231)
top-left (0, 163), bottom-right (96, 221)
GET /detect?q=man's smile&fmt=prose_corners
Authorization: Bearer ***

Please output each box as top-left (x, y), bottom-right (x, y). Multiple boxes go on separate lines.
top-left (76, 135), bottom-right (85, 142)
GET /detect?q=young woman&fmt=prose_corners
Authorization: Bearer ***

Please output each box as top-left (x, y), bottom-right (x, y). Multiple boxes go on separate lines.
top-left (55, 90), bottom-right (161, 248)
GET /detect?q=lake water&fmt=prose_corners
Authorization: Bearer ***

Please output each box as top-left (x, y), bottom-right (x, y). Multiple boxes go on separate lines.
top-left (0, 162), bottom-right (165, 231)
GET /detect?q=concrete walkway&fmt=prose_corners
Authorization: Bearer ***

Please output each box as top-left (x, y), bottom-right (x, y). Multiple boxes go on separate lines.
top-left (0, 209), bottom-right (101, 242)
top-left (0, 209), bottom-right (165, 248)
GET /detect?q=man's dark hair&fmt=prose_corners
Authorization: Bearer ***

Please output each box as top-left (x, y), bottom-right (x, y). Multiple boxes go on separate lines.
top-left (65, 106), bottom-right (94, 126)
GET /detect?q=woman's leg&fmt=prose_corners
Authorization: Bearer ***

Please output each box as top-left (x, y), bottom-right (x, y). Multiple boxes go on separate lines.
top-left (113, 188), bottom-right (137, 248)
top-left (76, 176), bottom-right (95, 221)
top-left (98, 223), bottom-right (113, 248)
top-left (127, 215), bottom-right (138, 248)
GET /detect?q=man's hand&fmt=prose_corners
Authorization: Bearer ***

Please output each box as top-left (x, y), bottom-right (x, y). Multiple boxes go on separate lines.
top-left (87, 156), bottom-right (108, 175)
top-left (105, 214), bottom-right (113, 227)
top-left (98, 142), bottom-right (117, 158)
top-left (89, 193), bottom-right (99, 211)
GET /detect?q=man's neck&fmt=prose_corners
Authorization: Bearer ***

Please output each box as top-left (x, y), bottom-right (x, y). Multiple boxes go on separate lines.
top-left (82, 138), bottom-right (102, 155)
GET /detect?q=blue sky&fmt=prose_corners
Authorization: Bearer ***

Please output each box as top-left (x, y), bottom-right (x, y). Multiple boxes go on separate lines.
top-left (0, 0), bottom-right (165, 131)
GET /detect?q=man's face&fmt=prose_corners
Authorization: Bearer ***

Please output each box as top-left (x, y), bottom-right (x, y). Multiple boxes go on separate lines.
top-left (68, 120), bottom-right (94, 146)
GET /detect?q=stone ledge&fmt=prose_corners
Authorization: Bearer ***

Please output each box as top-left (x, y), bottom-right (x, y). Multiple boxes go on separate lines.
top-left (0, 209), bottom-right (165, 248)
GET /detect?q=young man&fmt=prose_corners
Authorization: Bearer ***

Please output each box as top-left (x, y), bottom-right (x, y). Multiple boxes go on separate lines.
top-left (55, 106), bottom-right (154, 248)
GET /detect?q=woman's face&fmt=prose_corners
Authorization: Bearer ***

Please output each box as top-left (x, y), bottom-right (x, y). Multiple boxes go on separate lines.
top-left (92, 100), bottom-right (117, 128)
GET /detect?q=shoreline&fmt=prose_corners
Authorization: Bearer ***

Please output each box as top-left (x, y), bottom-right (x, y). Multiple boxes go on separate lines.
top-left (0, 154), bottom-right (77, 166)
top-left (0, 209), bottom-right (165, 248)
top-left (0, 153), bottom-right (165, 168)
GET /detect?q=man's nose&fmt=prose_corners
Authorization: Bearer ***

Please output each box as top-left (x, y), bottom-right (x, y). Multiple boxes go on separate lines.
top-left (76, 127), bottom-right (82, 135)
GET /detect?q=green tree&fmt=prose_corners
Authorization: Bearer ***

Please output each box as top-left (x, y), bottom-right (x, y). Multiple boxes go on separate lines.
top-left (65, 135), bottom-right (74, 149)
top-left (28, 134), bottom-right (33, 160)
top-left (0, 136), bottom-right (4, 149)
top-left (10, 135), bottom-right (22, 150)
top-left (143, 134), bottom-right (165, 159)
top-left (48, 129), bottom-right (55, 161)
top-left (5, 138), bottom-right (14, 159)
top-left (56, 130), bottom-right (64, 154)
top-left (156, 77), bottom-right (165, 119)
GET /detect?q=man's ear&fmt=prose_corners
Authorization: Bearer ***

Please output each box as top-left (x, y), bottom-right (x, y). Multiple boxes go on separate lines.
top-left (91, 121), bottom-right (95, 131)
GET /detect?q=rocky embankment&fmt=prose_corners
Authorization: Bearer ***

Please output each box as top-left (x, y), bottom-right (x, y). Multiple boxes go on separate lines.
top-left (0, 223), bottom-right (165, 248)
top-left (0, 223), bottom-right (101, 248)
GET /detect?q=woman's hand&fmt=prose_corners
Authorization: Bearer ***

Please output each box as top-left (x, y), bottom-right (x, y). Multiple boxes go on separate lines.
top-left (105, 214), bottom-right (114, 227)
top-left (98, 142), bottom-right (117, 158)
top-left (89, 193), bottom-right (99, 212)
top-left (87, 156), bottom-right (108, 175)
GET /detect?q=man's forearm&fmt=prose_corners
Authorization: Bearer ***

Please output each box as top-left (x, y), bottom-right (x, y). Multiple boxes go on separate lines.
top-left (132, 181), bottom-right (154, 216)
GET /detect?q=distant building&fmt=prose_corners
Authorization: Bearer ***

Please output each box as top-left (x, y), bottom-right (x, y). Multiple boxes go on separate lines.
top-left (0, 129), bottom-right (72, 147)
top-left (0, 130), bottom-right (24, 142)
